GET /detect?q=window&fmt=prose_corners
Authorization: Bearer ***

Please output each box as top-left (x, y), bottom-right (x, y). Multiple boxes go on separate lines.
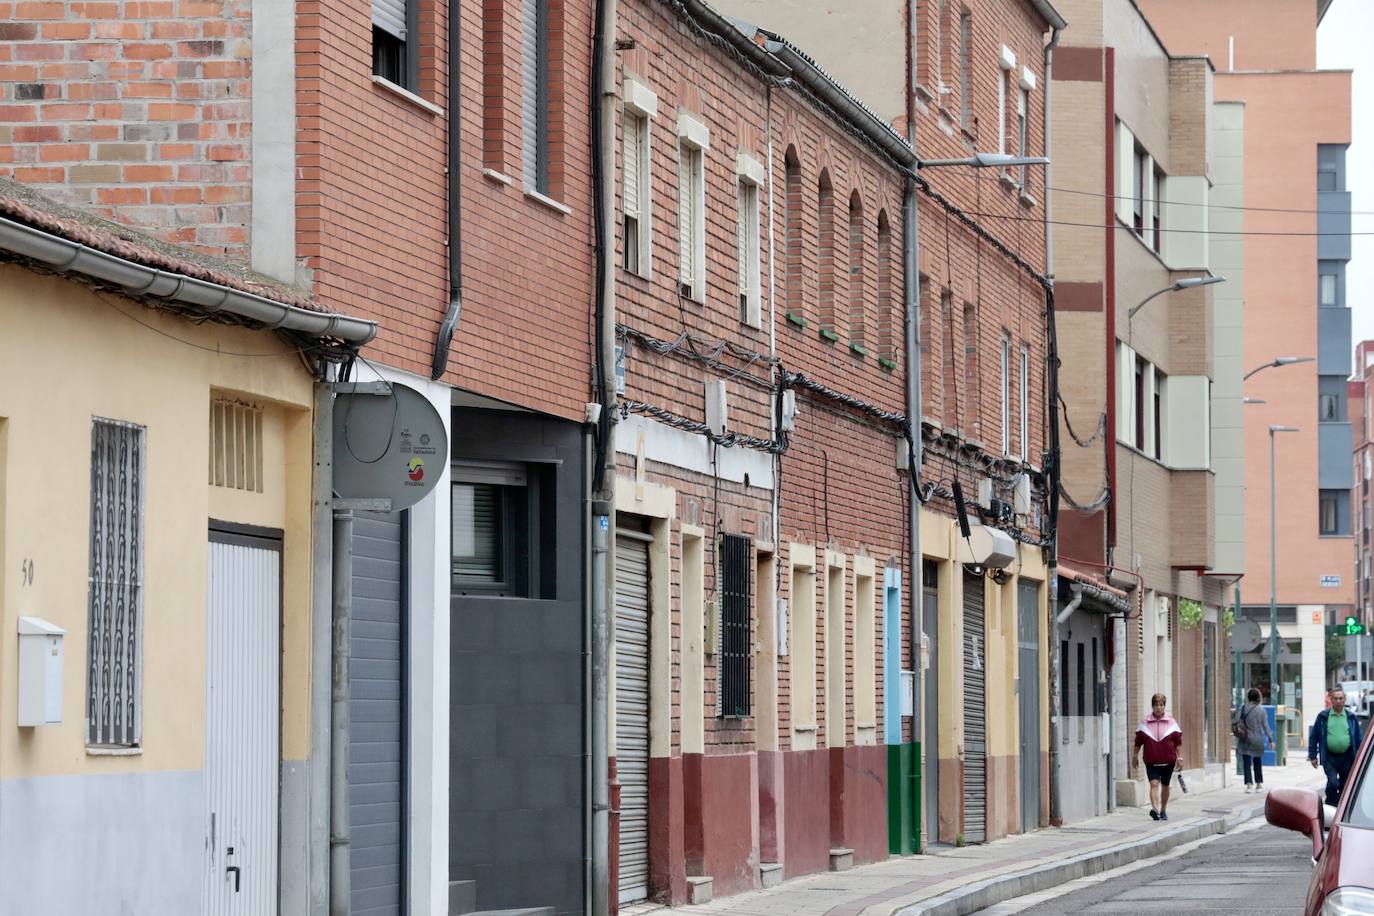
top-left (877, 212), bottom-right (895, 362)
top-left (1321, 393), bottom-right (1340, 421)
top-left (1322, 494), bottom-right (1339, 535)
top-left (622, 108), bottom-right (650, 276)
top-left (737, 155), bottom-right (763, 327)
top-left (522, 0), bottom-right (550, 193)
top-left (718, 534), bottom-right (752, 717)
top-left (1019, 345), bottom-right (1029, 460)
top-left (853, 563), bottom-right (877, 739)
top-left (87, 417), bottom-right (146, 748)
top-left (372, 0), bottom-right (414, 89)
top-left (824, 555), bottom-right (846, 743)
top-left (958, 9), bottom-right (972, 127)
top-left (784, 148), bottom-right (803, 323)
top-left (997, 67), bottom-right (1007, 153)
top-left (1016, 88), bottom-right (1029, 185)
top-left (789, 547), bottom-right (818, 746)
top-left (1152, 368), bottom-right (1164, 460)
top-left (677, 127), bottom-right (706, 301)
top-left (1133, 356), bottom-right (1146, 450)
top-left (848, 191), bottom-right (866, 349)
top-left (1132, 145), bottom-right (1147, 236)
top-left (1000, 333), bottom-right (1012, 455)
top-left (1152, 167), bottom-right (1164, 253)
top-left (818, 170), bottom-right (837, 335)
top-left (1076, 641), bottom-right (1085, 721)
top-left (451, 461), bottom-right (552, 597)
top-left (1319, 166), bottom-right (1338, 192)
top-left (1060, 640), bottom-right (1070, 717)
top-left (1321, 273), bottom-right (1337, 306)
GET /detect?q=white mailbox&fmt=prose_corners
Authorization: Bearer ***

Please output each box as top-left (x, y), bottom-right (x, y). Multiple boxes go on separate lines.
top-left (17, 616), bottom-right (65, 726)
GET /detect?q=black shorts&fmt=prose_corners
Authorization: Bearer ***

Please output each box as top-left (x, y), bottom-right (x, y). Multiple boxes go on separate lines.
top-left (1145, 763), bottom-right (1175, 786)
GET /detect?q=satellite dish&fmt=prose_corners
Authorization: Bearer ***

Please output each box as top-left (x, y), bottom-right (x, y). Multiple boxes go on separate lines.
top-left (333, 381), bottom-right (447, 512)
top-left (1228, 617), bottom-right (1263, 653)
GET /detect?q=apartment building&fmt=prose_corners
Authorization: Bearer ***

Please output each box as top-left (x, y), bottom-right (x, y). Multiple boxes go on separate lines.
top-left (1141, 0), bottom-right (1353, 741)
top-left (607, 1), bottom-right (910, 902)
top-left (1349, 342), bottom-right (1374, 629)
top-left (1049, 0), bottom-right (1239, 820)
top-left (714, 0), bottom-right (1063, 849)
top-left (0, 0), bottom-right (596, 913)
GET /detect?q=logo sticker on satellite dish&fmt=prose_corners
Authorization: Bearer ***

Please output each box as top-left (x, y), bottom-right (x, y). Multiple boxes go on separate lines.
top-left (333, 381), bottom-right (448, 512)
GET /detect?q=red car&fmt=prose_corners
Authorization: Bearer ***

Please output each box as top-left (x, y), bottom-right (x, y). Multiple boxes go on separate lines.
top-left (1267, 729), bottom-right (1374, 915)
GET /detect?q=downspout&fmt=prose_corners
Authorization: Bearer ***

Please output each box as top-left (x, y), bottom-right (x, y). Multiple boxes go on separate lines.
top-left (1043, 21), bottom-right (1065, 830)
top-left (431, 0), bottom-right (463, 380)
top-left (902, 98), bottom-right (924, 857)
top-left (590, 0), bottom-right (618, 908)
top-left (310, 381), bottom-right (336, 916)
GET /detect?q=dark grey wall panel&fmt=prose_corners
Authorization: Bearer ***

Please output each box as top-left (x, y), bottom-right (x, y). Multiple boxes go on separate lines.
top-left (449, 409), bottom-right (586, 916)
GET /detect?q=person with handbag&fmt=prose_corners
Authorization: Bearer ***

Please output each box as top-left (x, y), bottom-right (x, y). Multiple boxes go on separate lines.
top-left (1233, 687), bottom-right (1273, 793)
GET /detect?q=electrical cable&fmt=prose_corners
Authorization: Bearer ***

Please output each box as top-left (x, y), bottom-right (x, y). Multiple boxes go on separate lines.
top-left (947, 207), bottom-right (1374, 238)
top-left (1050, 183), bottom-right (1374, 216)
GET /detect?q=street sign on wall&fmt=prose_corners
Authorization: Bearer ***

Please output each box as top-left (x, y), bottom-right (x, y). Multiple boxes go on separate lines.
top-left (1320, 575), bottom-right (1342, 588)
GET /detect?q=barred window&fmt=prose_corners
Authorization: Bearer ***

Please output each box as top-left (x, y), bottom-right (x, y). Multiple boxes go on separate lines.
top-left (87, 418), bottom-right (146, 748)
top-left (718, 534), bottom-right (752, 718)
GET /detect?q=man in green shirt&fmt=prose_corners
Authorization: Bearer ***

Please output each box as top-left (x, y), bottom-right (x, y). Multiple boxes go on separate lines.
top-left (1309, 687), bottom-right (1364, 806)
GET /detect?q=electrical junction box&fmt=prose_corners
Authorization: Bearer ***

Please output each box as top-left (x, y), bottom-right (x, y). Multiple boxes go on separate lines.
top-left (1012, 473), bottom-right (1032, 516)
top-left (900, 670), bottom-right (916, 717)
top-left (17, 616), bottom-right (65, 727)
top-left (779, 389), bottom-right (798, 431)
top-left (977, 478), bottom-right (993, 509)
top-left (705, 379), bottom-right (728, 436)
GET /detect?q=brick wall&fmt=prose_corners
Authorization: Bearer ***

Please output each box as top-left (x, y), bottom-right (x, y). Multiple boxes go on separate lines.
top-left (0, 0), bottom-right (254, 259)
top-left (615, 0), bottom-right (909, 753)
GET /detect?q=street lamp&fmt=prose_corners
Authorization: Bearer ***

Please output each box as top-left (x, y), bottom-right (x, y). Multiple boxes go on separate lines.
top-left (1127, 276), bottom-right (1226, 320)
top-left (1268, 424), bottom-right (1301, 702)
top-left (918, 152), bottom-right (1051, 169)
top-left (1244, 356), bottom-right (1315, 381)
top-left (1242, 397), bottom-right (1268, 405)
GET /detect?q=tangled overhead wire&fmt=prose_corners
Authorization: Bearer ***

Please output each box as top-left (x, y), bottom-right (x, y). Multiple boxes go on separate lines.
top-left (620, 399), bottom-right (789, 454)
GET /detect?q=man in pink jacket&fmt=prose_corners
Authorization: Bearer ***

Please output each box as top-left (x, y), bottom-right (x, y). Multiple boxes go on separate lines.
top-left (1133, 692), bottom-right (1184, 821)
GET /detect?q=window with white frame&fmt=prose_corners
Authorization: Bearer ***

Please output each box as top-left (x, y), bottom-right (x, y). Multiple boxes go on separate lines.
top-left (1152, 166), bottom-right (1165, 253)
top-left (622, 109), bottom-right (650, 275)
top-left (677, 112), bottom-right (709, 302)
top-left (1016, 88), bottom-right (1029, 184)
top-left (1321, 272), bottom-right (1337, 306)
top-left (1132, 144), bottom-right (1147, 236)
top-left (87, 417), bottom-right (146, 748)
top-left (1019, 345), bottom-right (1029, 460)
top-left (522, 0), bottom-right (550, 193)
top-left (1001, 332), bottom-right (1012, 455)
top-left (736, 152), bottom-right (764, 327)
top-left (958, 9), bottom-right (972, 127)
top-left (997, 46), bottom-right (1016, 154)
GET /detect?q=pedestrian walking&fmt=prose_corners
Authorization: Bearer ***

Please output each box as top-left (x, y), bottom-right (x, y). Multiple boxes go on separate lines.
top-left (1134, 693), bottom-right (1183, 821)
top-left (1233, 688), bottom-right (1273, 793)
top-left (1308, 686), bottom-right (1365, 807)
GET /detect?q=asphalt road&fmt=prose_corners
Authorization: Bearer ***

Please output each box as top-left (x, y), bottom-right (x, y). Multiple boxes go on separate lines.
top-left (973, 820), bottom-right (1316, 916)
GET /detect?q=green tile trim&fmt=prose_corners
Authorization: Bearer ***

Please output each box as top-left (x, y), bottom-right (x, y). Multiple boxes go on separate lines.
top-left (819, 328), bottom-right (839, 342)
top-left (785, 311), bottom-right (807, 328)
top-left (879, 357), bottom-right (898, 370)
top-left (887, 742), bottom-right (921, 855)
top-left (849, 342), bottom-right (869, 357)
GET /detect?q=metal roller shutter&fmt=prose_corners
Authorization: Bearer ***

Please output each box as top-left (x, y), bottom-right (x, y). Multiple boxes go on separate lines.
top-left (615, 532), bottom-right (651, 904)
top-left (372, 0), bottom-right (407, 40)
top-left (962, 570), bottom-right (987, 844)
top-left (350, 512), bottom-right (407, 915)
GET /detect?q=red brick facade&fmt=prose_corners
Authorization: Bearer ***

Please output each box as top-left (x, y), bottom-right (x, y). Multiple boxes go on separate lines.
top-left (0, 0), bottom-right (253, 259)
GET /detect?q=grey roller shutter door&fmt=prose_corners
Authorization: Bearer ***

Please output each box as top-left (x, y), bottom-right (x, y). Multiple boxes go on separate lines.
top-left (351, 512), bottom-right (406, 915)
top-left (615, 533), bottom-right (651, 904)
top-left (962, 570), bottom-right (986, 844)
top-left (372, 0), bottom-right (407, 40)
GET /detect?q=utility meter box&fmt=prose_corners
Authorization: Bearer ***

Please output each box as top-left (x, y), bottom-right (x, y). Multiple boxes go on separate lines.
top-left (17, 616), bottom-right (65, 726)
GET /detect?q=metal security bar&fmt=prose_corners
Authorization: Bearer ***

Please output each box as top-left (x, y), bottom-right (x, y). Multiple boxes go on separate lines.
top-left (87, 418), bottom-right (145, 747)
top-left (719, 534), bottom-right (752, 718)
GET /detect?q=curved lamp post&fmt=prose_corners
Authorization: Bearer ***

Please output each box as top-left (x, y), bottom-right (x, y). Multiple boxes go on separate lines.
top-left (1128, 275), bottom-right (1226, 321)
top-left (1245, 356), bottom-right (1315, 381)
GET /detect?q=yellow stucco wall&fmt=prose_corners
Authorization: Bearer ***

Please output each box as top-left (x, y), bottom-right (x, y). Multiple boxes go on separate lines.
top-left (0, 266), bottom-right (315, 779)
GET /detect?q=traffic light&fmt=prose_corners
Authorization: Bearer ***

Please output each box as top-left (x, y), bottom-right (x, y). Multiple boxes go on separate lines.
top-left (1345, 615), bottom-right (1368, 636)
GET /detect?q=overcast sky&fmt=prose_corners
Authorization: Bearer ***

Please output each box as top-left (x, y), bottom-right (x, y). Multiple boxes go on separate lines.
top-left (1317, 0), bottom-right (1374, 351)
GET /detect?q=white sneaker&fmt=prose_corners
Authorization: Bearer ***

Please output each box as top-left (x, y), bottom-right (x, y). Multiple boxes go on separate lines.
top-left (1256, 784), bottom-right (1264, 793)
top-left (1244, 785), bottom-right (1253, 794)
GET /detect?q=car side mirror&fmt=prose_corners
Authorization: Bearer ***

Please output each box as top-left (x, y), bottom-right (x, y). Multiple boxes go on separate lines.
top-left (1266, 788), bottom-right (1324, 859)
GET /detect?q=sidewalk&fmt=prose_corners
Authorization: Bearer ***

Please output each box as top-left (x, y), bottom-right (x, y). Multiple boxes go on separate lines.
top-left (630, 759), bottom-right (1323, 916)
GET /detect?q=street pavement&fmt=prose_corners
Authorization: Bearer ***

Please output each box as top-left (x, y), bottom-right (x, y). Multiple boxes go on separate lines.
top-left (973, 819), bottom-right (1313, 915)
top-left (624, 758), bottom-right (1325, 916)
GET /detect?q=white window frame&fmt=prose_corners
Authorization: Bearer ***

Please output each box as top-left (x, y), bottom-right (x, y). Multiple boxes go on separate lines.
top-left (1000, 332), bottom-right (1012, 455)
top-left (87, 417), bottom-right (147, 748)
top-left (1321, 273), bottom-right (1337, 306)
top-left (1018, 345), bottom-right (1029, 460)
top-left (622, 77), bottom-right (656, 278)
top-left (676, 111), bottom-right (709, 304)
top-left (997, 45), bottom-right (1016, 155)
top-left (736, 152), bottom-right (765, 328)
